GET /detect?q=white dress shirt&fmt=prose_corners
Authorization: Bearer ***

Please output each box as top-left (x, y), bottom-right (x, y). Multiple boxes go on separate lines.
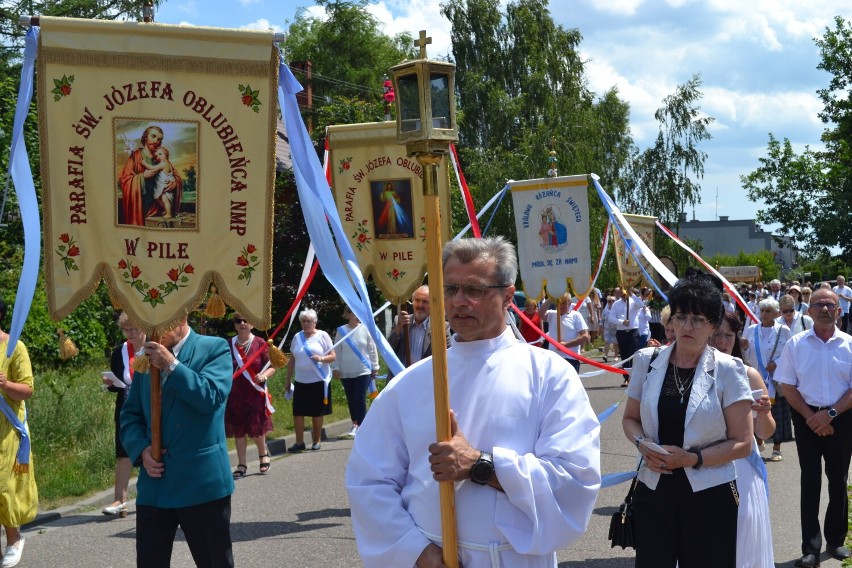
top-left (775, 327), bottom-right (852, 407)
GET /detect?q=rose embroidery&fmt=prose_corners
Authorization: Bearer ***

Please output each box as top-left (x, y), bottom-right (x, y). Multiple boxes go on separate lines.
top-left (55, 233), bottom-right (80, 275)
top-left (238, 84), bottom-right (261, 113)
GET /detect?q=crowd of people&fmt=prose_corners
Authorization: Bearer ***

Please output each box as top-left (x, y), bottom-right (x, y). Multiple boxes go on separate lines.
top-left (2, 264), bottom-right (851, 567)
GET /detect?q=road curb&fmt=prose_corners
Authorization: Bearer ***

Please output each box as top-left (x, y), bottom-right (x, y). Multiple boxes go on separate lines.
top-left (24, 418), bottom-right (353, 530)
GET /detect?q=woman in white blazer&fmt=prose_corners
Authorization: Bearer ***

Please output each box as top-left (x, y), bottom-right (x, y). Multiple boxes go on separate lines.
top-left (622, 270), bottom-right (754, 568)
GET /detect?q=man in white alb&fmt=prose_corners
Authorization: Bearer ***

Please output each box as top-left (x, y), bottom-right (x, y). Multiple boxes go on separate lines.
top-left (345, 237), bottom-right (601, 568)
top-left (538, 293), bottom-right (590, 373)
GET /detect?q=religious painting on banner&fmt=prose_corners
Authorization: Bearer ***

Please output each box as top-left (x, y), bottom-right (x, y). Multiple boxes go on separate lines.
top-left (37, 16), bottom-right (277, 334)
top-left (510, 175), bottom-right (591, 301)
top-left (327, 122), bottom-right (451, 304)
top-left (613, 213), bottom-right (656, 289)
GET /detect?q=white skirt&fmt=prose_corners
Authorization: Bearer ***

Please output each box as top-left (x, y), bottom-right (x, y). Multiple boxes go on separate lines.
top-left (735, 443), bottom-right (774, 567)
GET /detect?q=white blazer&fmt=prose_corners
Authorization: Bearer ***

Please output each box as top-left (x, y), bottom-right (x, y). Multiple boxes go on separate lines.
top-left (626, 344), bottom-right (753, 492)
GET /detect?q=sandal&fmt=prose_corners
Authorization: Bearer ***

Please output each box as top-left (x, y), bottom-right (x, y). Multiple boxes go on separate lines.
top-left (259, 454), bottom-right (271, 474)
top-left (233, 464), bottom-right (247, 479)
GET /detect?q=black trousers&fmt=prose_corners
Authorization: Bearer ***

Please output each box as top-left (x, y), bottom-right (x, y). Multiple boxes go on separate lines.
top-left (791, 407), bottom-right (852, 554)
top-left (632, 472), bottom-right (738, 567)
top-left (136, 495), bottom-right (234, 567)
top-left (615, 329), bottom-right (640, 369)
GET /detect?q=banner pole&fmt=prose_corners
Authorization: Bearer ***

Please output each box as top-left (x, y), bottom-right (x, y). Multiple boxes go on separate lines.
top-left (150, 331), bottom-right (162, 460)
top-left (417, 153), bottom-right (458, 567)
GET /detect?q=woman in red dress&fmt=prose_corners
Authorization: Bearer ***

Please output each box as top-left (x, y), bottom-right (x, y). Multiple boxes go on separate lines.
top-left (226, 314), bottom-right (276, 478)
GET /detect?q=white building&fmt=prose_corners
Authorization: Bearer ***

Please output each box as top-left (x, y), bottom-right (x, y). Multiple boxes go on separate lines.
top-left (678, 216), bottom-right (796, 269)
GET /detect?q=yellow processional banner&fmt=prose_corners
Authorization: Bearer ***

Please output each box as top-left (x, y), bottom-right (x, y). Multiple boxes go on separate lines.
top-left (613, 213), bottom-right (656, 289)
top-left (327, 122), bottom-right (451, 304)
top-left (38, 17), bottom-right (277, 333)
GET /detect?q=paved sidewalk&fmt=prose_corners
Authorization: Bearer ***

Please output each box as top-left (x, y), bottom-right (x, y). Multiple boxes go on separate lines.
top-left (16, 367), bottom-right (848, 567)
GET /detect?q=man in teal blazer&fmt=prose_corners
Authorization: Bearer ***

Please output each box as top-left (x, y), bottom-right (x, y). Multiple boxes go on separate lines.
top-left (120, 317), bottom-right (234, 567)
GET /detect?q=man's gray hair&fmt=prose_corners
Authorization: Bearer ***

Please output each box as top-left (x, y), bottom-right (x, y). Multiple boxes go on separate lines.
top-left (442, 237), bottom-right (518, 286)
top-left (770, 279), bottom-right (781, 286)
top-left (299, 308), bottom-right (318, 323)
top-left (758, 297), bottom-right (779, 312)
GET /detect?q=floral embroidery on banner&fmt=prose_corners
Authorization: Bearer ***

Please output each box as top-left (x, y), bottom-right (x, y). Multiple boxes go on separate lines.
top-left (238, 84), bottom-right (262, 113)
top-left (117, 259), bottom-right (195, 307)
top-left (56, 233), bottom-right (80, 274)
top-left (236, 243), bottom-right (260, 284)
top-left (352, 219), bottom-right (372, 251)
top-left (51, 75), bottom-right (74, 101)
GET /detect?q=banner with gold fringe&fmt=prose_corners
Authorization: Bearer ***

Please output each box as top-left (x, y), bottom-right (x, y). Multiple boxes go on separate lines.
top-left (613, 213), bottom-right (656, 289)
top-left (509, 175), bottom-right (591, 301)
top-left (37, 17), bottom-right (277, 334)
top-left (327, 122), bottom-right (451, 304)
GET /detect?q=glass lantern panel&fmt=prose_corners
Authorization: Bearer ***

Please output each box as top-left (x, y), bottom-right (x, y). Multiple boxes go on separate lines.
top-left (430, 73), bottom-right (451, 129)
top-left (397, 74), bottom-right (421, 133)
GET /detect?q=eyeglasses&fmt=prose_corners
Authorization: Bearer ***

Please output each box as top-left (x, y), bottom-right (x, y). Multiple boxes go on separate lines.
top-left (233, 319), bottom-right (247, 324)
top-left (671, 314), bottom-right (711, 328)
top-left (811, 303), bottom-right (838, 311)
top-left (781, 309), bottom-right (794, 314)
top-left (443, 283), bottom-right (508, 300)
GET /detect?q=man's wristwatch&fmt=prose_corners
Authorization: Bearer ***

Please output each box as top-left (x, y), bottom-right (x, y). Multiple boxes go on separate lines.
top-left (470, 451), bottom-right (495, 485)
top-left (827, 407), bottom-right (838, 419)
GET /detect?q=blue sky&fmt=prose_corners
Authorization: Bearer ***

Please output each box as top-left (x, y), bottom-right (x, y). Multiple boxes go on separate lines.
top-left (153, 0), bottom-right (845, 232)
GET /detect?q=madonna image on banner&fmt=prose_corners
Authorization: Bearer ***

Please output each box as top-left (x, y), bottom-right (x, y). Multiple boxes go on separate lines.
top-left (537, 204), bottom-right (568, 250)
top-left (114, 119), bottom-right (199, 230)
top-left (371, 179), bottom-right (414, 239)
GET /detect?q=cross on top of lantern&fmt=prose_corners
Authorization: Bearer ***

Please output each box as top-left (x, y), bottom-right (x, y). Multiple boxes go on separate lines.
top-left (389, 30), bottom-right (458, 155)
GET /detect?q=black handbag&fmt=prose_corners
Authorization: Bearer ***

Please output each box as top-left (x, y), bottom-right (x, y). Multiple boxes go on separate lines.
top-left (608, 460), bottom-right (642, 549)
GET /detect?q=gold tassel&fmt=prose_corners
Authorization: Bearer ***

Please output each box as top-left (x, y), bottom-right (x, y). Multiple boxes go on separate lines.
top-left (58, 329), bottom-right (79, 360)
top-left (109, 295), bottom-right (122, 309)
top-left (267, 340), bottom-right (288, 369)
top-left (13, 461), bottom-right (28, 474)
top-left (204, 285), bottom-right (227, 318)
top-left (132, 354), bottom-right (151, 374)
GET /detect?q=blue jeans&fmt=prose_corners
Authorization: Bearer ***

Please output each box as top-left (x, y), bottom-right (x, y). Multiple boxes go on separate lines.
top-left (341, 374), bottom-right (371, 425)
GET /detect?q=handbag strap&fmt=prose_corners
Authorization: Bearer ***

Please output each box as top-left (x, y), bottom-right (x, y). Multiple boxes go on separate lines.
top-left (623, 458), bottom-right (643, 505)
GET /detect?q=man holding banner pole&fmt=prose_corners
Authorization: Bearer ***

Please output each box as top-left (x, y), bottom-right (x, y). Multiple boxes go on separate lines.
top-left (346, 237), bottom-right (601, 567)
top-left (538, 293), bottom-right (590, 373)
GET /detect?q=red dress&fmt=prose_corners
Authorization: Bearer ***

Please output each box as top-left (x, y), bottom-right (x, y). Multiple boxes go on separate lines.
top-left (519, 311), bottom-right (544, 346)
top-left (225, 335), bottom-right (273, 438)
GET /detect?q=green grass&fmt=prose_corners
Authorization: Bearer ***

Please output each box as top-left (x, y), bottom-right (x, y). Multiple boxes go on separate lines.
top-left (28, 360), bottom-right (376, 510)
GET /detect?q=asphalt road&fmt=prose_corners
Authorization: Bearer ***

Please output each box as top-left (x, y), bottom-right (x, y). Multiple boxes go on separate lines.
top-left (15, 364), bottom-right (847, 567)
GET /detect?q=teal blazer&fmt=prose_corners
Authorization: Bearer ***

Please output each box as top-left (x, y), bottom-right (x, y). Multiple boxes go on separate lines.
top-left (120, 330), bottom-right (234, 508)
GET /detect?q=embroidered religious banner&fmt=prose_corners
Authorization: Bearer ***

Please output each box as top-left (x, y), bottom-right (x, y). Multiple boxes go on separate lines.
top-left (613, 213), bottom-right (656, 289)
top-left (37, 17), bottom-right (277, 333)
top-left (327, 122), bottom-right (451, 304)
top-left (509, 175), bottom-right (591, 301)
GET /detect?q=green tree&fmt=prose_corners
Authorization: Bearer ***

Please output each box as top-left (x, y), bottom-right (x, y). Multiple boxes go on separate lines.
top-left (440, 0), bottom-right (634, 267)
top-left (620, 74), bottom-right (714, 228)
top-left (283, 0), bottom-right (414, 136)
top-left (740, 134), bottom-right (827, 258)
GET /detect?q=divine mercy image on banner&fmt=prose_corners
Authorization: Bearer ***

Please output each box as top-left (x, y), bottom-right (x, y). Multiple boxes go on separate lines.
top-left (370, 178), bottom-right (414, 239)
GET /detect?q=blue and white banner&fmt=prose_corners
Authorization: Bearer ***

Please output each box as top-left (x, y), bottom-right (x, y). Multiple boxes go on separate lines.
top-left (510, 175), bottom-right (591, 300)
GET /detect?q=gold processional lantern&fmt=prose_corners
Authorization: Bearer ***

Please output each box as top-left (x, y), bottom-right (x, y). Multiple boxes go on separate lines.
top-left (389, 31), bottom-right (460, 568)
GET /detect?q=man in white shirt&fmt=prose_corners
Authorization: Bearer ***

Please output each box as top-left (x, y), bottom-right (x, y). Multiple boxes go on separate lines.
top-left (346, 237), bottom-right (601, 568)
top-left (607, 287), bottom-right (642, 370)
top-left (775, 288), bottom-right (852, 568)
top-left (832, 275), bottom-right (852, 332)
top-left (538, 294), bottom-right (590, 372)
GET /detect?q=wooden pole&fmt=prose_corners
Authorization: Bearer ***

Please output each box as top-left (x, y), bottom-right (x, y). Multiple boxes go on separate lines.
top-left (417, 153), bottom-right (458, 567)
top-left (150, 331), bottom-right (162, 460)
top-left (399, 302), bottom-right (411, 367)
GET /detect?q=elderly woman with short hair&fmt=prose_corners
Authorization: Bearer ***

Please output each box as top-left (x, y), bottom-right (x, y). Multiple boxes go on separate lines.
top-left (777, 294), bottom-right (813, 335)
top-left (285, 309), bottom-right (335, 452)
top-left (741, 297), bottom-right (792, 462)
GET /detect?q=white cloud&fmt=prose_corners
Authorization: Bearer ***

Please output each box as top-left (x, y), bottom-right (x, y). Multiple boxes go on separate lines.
top-left (584, 0), bottom-right (645, 16)
top-left (241, 18), bottom-right (284, 33)
top-left (367, 1), bottom-right (453, 59)
top-left (238, 0), bottom-right (260, 6)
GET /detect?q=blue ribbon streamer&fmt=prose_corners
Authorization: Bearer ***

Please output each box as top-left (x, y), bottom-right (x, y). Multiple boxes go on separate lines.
top-left (6, 27), bottom-right (41, 357)
top-left (596, 402), bottom-right (620, 424)
top-left (481, 184), bottom-right (509, 237)
top-left (278, 62), bottom-right (403, 376)
top-left (602, 470), bottom-right (637, 488)
top-left (592, 177), bottom-right (668, 302)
